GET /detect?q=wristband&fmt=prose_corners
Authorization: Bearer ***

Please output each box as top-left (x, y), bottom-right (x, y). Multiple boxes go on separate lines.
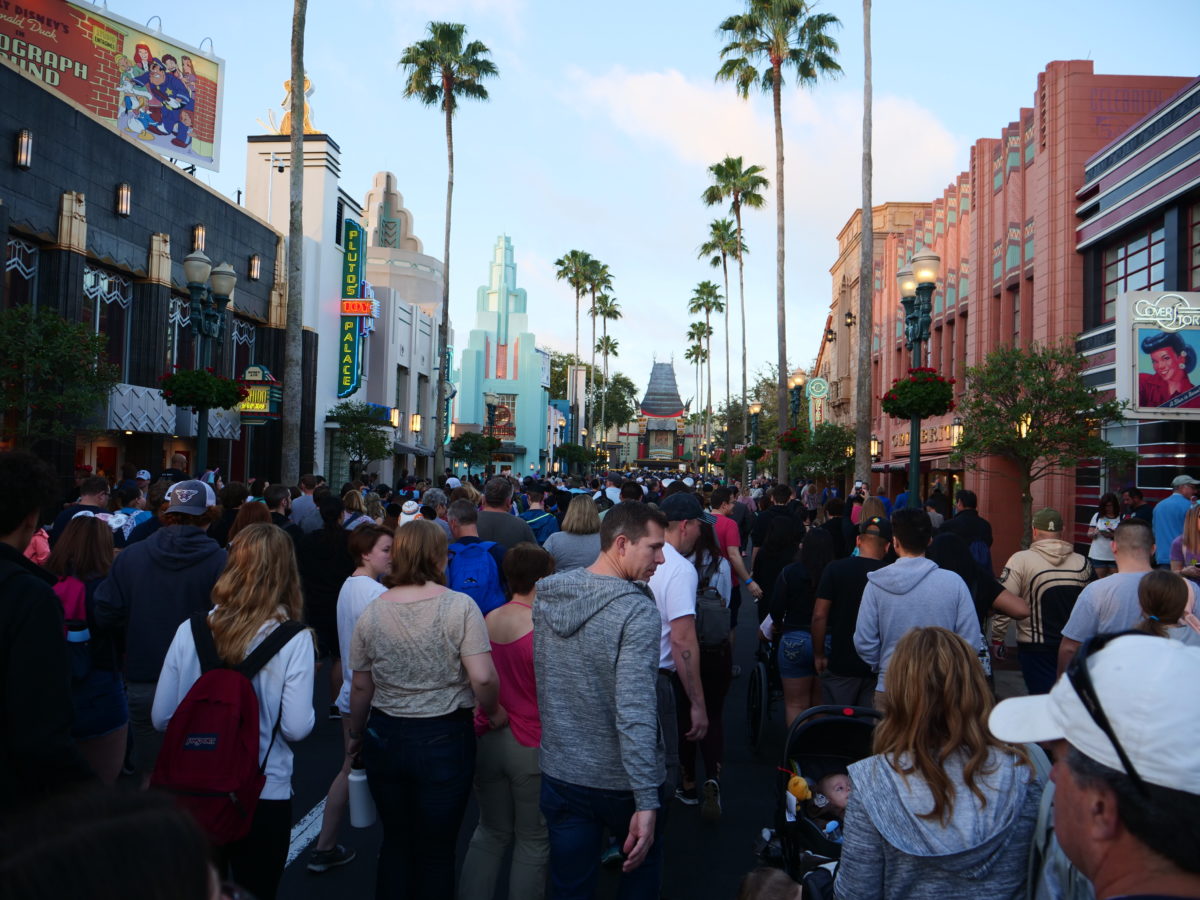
top-left (744, 578), bottom-right (755, 586)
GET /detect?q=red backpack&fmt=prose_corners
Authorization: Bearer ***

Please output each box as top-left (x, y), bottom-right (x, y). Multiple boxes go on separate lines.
top-left (151, 613), bottom-right (304, 845)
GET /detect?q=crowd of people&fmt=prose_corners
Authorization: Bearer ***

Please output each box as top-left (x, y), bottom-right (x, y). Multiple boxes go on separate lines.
top-left (2, 450), bottom-right (1199, 900)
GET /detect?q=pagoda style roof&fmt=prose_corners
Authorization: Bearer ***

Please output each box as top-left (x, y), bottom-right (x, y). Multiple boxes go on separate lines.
top-left (640, 362), bottom-right (686, 418)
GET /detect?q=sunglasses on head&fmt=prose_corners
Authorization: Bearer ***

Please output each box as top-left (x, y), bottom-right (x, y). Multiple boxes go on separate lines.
top-left (1065, 630), bottom-right (1150, 795)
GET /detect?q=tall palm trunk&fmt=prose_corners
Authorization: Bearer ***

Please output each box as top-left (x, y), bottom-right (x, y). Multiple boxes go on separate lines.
top-left (588, 288), bottom-right (597, 449)
top-left (600, 314), bottom-right (609, 444)
top-left (854, 0), bottom-right (874, 486)
top-left (704, 309), bottom-right (713, 474)
top-left (433, 81), bottom-right (455, 479)
top-left (771, 60), bottom-right (789, 483)
top-left (734, 201), bottom-right (749, 486)
top-left (720, 253), bottom-right (732, 465)
top-left (573, 290), bottom-right (580, 443)
top-left (281, 0), bottom-right (306, 484)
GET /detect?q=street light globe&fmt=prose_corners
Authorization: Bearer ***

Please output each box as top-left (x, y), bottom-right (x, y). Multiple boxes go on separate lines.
top-left (484, 391), bottom-right (499, 407)
top-left (209, 262), bottom-right (237, 299)
top-left (183, 249), bottom-right (212, 286)
top-left (748, 402), bottom-right (762, 416)
top-left (911, 249), bottom-right (941, 286)
top-left (896, 265), bottom-right (917, 300)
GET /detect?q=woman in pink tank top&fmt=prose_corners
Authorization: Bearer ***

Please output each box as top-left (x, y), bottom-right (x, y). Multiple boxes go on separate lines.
top-left (461, 543), bottom-right (555, 900)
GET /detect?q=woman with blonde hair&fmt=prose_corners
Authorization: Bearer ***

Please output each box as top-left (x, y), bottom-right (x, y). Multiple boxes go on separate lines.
top-left (1170, 504), bottom-right (1200, 582)
top-left (153, 524), bottom-right (316, 900)
top-left (346, 518), bottom-right (503, 899)
top-left (542, 494), bottom-right (601, 571)
top-left (342, 489), bottom-right (370, 529)
top-left (835, 626), bottom-right (1043, 900)
top-left (44, 515), bottom-right (126, 783)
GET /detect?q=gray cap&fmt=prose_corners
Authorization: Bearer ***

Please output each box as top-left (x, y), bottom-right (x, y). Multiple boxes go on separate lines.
top-left (659, 492), bottom-right (716, 525)
top-left (1172, 474), bottom-right (1200, 488)
top-left (165, 480), bottom-right (216, 515)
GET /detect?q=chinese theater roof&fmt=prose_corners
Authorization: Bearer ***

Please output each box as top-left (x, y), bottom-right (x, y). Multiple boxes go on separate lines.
top-left (640, 362), bottom-right (686, 418)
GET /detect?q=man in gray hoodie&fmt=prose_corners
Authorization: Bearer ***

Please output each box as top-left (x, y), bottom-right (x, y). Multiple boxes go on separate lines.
top-left (534, 501), bottom-right (669, 899)
top-left (854, 508), bottom-right (981, 708)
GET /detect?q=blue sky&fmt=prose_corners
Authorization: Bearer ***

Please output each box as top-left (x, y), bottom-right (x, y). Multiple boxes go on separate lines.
top-left (105, 0), bottom-right (1200, 408)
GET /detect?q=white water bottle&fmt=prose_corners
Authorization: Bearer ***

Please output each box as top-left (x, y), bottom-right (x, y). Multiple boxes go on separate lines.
top-left (348, 764), bottom-right (376, 828)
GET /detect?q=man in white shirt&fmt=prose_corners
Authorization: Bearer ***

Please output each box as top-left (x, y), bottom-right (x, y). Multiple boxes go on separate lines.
top-left (647, 492), bottom-right (710, 810)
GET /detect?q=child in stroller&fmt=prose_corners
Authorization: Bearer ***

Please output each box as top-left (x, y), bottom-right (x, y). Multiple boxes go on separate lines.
top-left (776, 705), bottom-right (881, 876)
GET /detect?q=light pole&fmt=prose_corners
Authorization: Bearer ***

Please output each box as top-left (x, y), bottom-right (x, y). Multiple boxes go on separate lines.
top-left (896, 249), bottom-right (941, 509)
top-left (483, 391), bottom-right (499, 476)
top-left (182, 250), bottom-right (237, 478)
top-left (748, 401), bottom-right (762, 481)
top-left (788, 369), bottom-right (807, 428)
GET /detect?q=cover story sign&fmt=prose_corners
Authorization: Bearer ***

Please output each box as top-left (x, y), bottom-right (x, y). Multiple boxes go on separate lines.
top-left (0, 0), bottom-right (225, 170)
top-left (1116, 292), bottom-right (1200, 419)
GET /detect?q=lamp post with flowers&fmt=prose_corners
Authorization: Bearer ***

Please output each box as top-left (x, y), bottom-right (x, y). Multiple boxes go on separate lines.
top-left (894, 250), bottom-right (941, 508)
top-left (160, 250), bottom-right (240, 477)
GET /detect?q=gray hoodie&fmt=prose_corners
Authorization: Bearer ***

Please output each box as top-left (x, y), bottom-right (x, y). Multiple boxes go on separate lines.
top-left (854, 556), bottom-right (982, 691)
top-left (835, 749), bottom-right (1044, 900)
top-left (533, 567), bottom-right (666, 810)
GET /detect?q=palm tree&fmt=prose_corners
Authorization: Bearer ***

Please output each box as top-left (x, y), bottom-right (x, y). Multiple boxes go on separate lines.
top-left (594, 293), bottom-right (622, 441)
top-left (688, 281), bottom-right (725, 461)
top-left (854, 0), bottom-right (874, 487)
top-left (717, 0), bottom-right (842, 480)
top-left (687, 320), bottom-right (713, 460)
top-left (702, 155), bottom-right (767, 484)
top-left (683, 341), bottom-right (707, 448)
top-left (699, 218), bottom-right (745, 463)
top-left (282, 0), bottom-right (307, 484)
top-left (594, 334), bottom-right (619, 437)
top-left (554, 249), bottom-right (593, 442)
top-left (584, 258), bottom-right (612, 448)
top-left (399, 22), bottom-right (498, 478)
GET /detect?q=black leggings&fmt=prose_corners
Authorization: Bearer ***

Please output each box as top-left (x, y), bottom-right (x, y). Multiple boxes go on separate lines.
top-left (219, 797), bottom-right (292, 900)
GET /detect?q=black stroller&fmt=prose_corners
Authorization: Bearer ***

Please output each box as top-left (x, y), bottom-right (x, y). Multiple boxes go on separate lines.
top-left (776, 705), bottom-right (882, 881)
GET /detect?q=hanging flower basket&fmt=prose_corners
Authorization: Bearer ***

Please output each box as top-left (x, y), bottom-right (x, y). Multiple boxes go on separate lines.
top-left (744, 444), bottom-right (767, 462)
top-left (777, 426), bottom-right (806, 454)
top-left (881, 367), bottom-right (955, 421)
top-left (159, 368), bottom-right (249, 411)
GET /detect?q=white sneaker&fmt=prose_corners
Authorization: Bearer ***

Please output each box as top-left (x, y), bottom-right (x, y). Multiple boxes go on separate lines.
top-left (701, 779), bottom-right (722, 823)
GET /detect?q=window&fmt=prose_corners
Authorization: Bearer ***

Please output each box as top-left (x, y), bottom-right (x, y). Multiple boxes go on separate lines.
top-left (4, 237), bottom-right (38, 310)
top-left (230, 318), bottom-right (256, 378)
top-left (1190, 201), bottom-right (1200, 290)
top-left (1101, 221), bottom-right (1165, 323)
top-left (166, 296), bottom-right (197, 372)
top-left (335, 198), bottom-right (345, 246)
top-left (83, 264), bottom-right (131, 374)
top-left (1012, 288), bottom-right (1021, 342)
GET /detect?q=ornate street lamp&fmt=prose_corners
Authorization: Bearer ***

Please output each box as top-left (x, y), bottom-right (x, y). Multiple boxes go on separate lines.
top-left (748, 401), bottom-right (762, 481)
top-left (870, 434), bottom-right (881, 459)
top-left (182, 249), bottom-right (237, 477)
top-left (789, 369), bottom-right (807, 427)
top-left (483, 391), bottom-right (499, 435)
top-left (896, 250), bottom-right (941, 508)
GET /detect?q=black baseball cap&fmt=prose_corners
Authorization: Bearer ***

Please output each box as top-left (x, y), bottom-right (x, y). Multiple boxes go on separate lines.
top-left (859, 515), bottom-right (893, 541)
top-left (660, 492), bottom-right (716, 525)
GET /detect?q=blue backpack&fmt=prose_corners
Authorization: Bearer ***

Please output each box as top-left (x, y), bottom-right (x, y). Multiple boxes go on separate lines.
top-left (447, 541), bottom-right (506, 615)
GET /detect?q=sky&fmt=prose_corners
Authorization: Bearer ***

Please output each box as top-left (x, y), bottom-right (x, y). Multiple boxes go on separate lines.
top-left (102, 0), bottom-right (1200, 409)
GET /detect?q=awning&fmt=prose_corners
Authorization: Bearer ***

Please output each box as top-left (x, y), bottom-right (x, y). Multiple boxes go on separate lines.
top-left (871, 455), bottom-right (959, 473)
top-left (393, 442), bottom-right (433, 457)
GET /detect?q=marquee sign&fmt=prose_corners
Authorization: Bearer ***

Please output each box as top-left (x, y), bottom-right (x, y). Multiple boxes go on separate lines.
top-left (237, 365), bottom-right (281, 426)
top-left (336, 218), bottom-right (376, 398)
top-left (1116, 292), bottom-right (1200, 420)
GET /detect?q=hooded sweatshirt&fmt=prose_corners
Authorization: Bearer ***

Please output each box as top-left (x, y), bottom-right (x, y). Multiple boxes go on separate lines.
top-left (998, 539), bottom-right (1091, 649)
top-left (835, 749), bottom-right (1043, 900)
top-left (95, 525), bottom-right (227, 682)
top-left (854, 556), bottom-right (981, 691)
top-left (533, 567), bottom-right (665, 810)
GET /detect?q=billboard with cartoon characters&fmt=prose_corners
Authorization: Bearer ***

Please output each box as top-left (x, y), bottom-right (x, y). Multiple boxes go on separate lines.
top-left (0, 0), bottom-right (224, 171)
top-left (1116, 292), bottom-right (1200, 419)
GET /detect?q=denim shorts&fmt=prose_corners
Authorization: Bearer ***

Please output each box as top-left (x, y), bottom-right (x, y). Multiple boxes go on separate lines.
top-left (777, 629), bottom-right (831, 679)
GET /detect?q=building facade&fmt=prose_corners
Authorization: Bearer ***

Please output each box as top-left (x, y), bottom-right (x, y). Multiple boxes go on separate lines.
top-left (823, 61), bottom-right (1192, 564)
top-left (452, 236), bottom-right (551, 476)
top-left (1, 57), bottom-right (287, 487)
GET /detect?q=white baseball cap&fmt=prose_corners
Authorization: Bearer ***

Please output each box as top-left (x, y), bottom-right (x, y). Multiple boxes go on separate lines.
top-left (445, 476), bottom-right (462, 489)
top-left (989, 635), bottom-right (1200, 794)
top-left (399, 499), bottom-right (420, 526)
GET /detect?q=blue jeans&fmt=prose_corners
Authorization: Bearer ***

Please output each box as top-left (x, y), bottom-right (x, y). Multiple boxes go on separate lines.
top-left (1017, 646), bottom-right (1058, 696)
top-left (362, 708), bottom-right (476, 900)
top-left (777, 629), bottom-right (831, 679)
top-left (540, 774), bottom-right (665, 900)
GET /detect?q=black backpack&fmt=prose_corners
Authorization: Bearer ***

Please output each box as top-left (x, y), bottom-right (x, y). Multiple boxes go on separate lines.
top-left (694, 554), bottom-right (731, 649)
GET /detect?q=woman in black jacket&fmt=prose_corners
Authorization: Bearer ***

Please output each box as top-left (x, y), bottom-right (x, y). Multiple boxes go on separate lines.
top-left (771, 527), bottom-right (835, 726)
top-left (297, 494), bottom-right (354, 718)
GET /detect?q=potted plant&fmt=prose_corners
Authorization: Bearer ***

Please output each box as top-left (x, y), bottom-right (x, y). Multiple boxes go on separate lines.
top-left (777, 425), bottom-right (807, 454)
top-left (881, 367), bottom-right (955, 421)
top-left (744, 444), bottom-right (766, 462)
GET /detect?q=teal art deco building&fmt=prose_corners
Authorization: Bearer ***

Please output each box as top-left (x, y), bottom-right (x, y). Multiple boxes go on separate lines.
top-left (452, 236), bottom-right (551, 476)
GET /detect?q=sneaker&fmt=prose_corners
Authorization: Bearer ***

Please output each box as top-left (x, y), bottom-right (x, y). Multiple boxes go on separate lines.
top-left (307, 843), bottom-right (356, 873)
top-left (701, 779), bottom-right (722, 823)
top-left (328, 704), bottom-right (341, 719)
top-left (674, 785), bottom-right (699, 806)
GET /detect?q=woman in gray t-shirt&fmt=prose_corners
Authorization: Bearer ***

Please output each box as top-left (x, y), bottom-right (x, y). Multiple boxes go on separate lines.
top-left (543, 495), bottom-right (602, 572)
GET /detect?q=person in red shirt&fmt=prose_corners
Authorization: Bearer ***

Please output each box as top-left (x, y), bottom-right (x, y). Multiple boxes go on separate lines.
top-left (711, 488), bottom-right (761, 676)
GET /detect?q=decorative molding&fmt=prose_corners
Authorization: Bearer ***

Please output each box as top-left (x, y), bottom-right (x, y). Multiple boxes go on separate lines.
top-left (147, 233), bottom-right (172, 286)
top-left (106, 383), bottom-right (175, 434)
top-left (56, 191), bottom-right (87, 253)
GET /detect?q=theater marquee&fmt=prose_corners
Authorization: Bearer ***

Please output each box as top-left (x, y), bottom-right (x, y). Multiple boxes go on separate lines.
top-left (1116, 291), bottom-right (1200, 420)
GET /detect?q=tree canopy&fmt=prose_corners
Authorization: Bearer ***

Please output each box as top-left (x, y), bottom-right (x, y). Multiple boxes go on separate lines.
top-left (447, 430), bottom-right (500, 475)
top-left (328, 400), bottom-right (392, 476)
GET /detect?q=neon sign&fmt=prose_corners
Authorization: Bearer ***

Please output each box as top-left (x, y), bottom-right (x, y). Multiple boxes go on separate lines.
top-left (337, 218), bottom-right (365, 398)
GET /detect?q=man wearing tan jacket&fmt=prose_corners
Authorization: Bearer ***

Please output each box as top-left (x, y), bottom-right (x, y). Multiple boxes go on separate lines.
top-left (998, 507), bottom-right (1092, 695)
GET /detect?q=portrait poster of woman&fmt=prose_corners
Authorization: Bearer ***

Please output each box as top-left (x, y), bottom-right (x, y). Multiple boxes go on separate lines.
top-left (1137, 329), bottom-right (1200, 409)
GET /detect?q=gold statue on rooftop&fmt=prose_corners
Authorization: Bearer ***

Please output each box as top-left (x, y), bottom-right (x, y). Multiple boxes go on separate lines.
top-left (258, 74), bottom-right (318, 135)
